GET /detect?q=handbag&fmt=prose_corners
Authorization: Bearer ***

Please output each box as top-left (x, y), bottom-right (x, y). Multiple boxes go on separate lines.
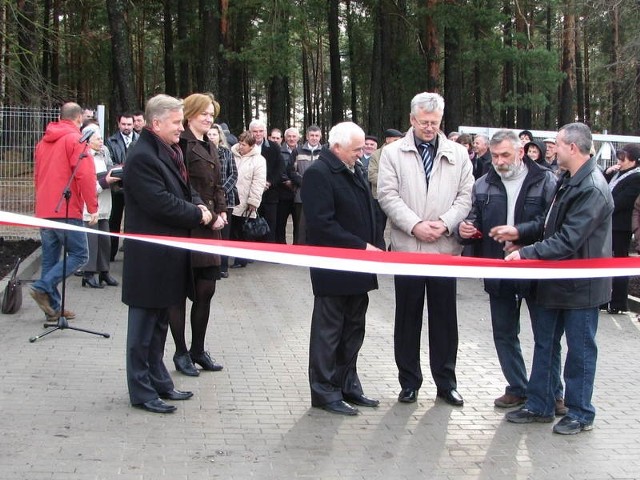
top-left (2, 257), bottom-right (23, 314)
top-left (241, 210), bottom-right (270, 240)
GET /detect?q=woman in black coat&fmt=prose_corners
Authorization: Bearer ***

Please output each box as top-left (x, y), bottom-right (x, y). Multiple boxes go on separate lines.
top-left (603, 144), bottom-right (640, 313)
top-left (168, 93), bottom-right (227, 376)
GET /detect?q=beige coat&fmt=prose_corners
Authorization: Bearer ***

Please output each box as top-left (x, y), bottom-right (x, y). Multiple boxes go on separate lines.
top-left (231, 144), bottom-right (267, 217)
top-left (377, 129), bottom-right (474, 254)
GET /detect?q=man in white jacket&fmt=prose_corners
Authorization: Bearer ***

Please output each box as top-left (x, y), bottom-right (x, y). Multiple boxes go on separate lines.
top-left (378, 92), bottom-right (474, 406)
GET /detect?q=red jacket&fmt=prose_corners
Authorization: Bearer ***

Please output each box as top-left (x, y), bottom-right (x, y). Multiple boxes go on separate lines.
top-left (34, 119), bottom-right (98, 219)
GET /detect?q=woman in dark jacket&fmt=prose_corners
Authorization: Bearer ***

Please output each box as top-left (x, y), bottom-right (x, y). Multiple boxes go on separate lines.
top-left (602, 144), bottom-right (640, 313)
top-left (168, 93), bottom-right (227, 376)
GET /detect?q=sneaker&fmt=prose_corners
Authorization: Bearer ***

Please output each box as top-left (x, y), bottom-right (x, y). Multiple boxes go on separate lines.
top-left (494, 393), bottom-right (526, 408)
top-left (505, 406), bottom-right (554, 424)
top-left (45, 309), bottom-right (77, 322)
top-left (30, 289), bottom-right (57, 317)
top-left (553, 416), bottom-right (593, 435)
top-left (555, 398), bottom-right (568, 416)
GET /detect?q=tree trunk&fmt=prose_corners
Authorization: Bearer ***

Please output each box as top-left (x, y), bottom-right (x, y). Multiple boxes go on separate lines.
top-left (367, 0), bottom-right (383, 135)
top-left (176, 0), bottom-right (192, 97)
top-left (502, 0), bottom-right (514, 128)
top-left (558, 0), bottom-right (575, 128)
top-left (328, 0), bottom-right (344, 125)
top-left (106, 0), bottom-right (137, 114)
top-left (267, 76), bottom-right (288, 130)
top-left (16, 0), bottom-right (38, 104)
top-left (575, 16), bottom-right (584, 123)
top-left (583, 23), bottom-right (591, 127)
top-left (346, 0), bottom-right (358, 125)
top-left (610, 3), bottom-right (623, 132)
top-left (544, 4), bottom-right (553, 128)
top-left (163, 0), bottom-right (177, 96)
top-left (443, 24), bottom-right (462, 133)
top-left (199, 0), bottom-right (219, 93)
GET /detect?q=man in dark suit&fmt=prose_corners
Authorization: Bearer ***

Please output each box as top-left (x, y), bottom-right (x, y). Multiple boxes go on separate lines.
top-left (249, 119), bottom-right (285, 242)
top-left (106, 112), bottom-right (139, 261)
top-left (122, 94), bottom-right (213, 414)
top-left (301, 121), bottom-right (381, 416)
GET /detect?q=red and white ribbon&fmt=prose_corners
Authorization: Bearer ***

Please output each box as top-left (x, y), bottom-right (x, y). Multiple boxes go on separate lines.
top-left (2, 210), bottom-right (640, 279)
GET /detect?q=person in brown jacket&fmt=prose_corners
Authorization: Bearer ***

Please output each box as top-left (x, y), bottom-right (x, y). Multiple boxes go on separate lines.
top-left (168, 93), bottom-right (227, 377)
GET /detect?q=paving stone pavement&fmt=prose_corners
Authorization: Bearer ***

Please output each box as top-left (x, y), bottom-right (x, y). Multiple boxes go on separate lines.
top-left (1, 255), bottom-right (640, 480)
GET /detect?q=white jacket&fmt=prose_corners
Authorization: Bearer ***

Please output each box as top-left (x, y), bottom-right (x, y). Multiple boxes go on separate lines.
top-left (377, 129), bottom-right (474, 254)
top-left (231, 144), bottom-right (267, 217)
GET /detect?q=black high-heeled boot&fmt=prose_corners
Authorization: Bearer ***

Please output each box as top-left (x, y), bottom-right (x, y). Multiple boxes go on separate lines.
top-left (99, 272), bottom-right (119, 286)
top-left (82, 274), bottom-right (103, 289)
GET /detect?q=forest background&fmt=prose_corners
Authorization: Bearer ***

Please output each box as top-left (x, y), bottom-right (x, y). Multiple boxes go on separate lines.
top-left (1, 0), bottom-right (639, 138)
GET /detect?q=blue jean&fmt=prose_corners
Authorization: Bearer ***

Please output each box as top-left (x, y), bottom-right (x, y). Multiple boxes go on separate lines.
top-left (32, 219), bottom-right (89, 312)
top-left (489, 290), bottom-right (563, 399)
top-left (525, 306), bottom-right (598, 424)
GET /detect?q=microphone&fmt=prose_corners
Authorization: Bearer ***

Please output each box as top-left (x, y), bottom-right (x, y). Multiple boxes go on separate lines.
top-left (79, 129), bottom-right (95, 144)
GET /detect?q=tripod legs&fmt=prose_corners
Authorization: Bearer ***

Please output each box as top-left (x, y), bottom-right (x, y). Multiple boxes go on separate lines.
top-left (29, 316), bottom-right (111, 343)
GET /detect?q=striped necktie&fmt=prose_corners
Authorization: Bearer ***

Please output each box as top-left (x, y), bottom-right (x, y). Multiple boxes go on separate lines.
top-left (420, 143), bottom-right (433, 180)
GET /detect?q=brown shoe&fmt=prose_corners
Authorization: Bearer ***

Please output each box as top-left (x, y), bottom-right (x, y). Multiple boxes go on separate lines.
top-left (30, 289), bottom-right (57, 317)
top-left (555, 398), bottom-right (568, 416)
top-left (494, 393), bottom-right (526, 408)
top-left (46, 309), bottom-right (76, 322)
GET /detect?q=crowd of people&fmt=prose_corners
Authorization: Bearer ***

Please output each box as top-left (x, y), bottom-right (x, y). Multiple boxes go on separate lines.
top-left (28, 92), bottom-right (640, 436)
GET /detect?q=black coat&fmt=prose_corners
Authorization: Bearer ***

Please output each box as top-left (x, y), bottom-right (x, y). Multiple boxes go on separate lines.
top-left (121, 128), bottom-right (204, 308)
top-left (607, 169), bottom-right (640, 232)
top-left (301, 147), bottom-right (378, 297)
top-left (261, 140), bottom-right (285, 204)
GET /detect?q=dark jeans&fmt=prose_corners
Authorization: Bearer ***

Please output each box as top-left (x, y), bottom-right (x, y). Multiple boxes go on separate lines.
top-left (526, 306), bottom-right (598, 423)
top-left (33, 219), bottom-right (88, 312)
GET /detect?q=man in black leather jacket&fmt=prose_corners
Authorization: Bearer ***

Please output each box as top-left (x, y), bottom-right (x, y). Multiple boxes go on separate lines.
top-left (494, 122), bottom-right (613, 435)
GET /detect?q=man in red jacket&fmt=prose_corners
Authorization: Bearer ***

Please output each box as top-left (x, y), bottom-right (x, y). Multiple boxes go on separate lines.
top-left (31, 102), bottom-right (98, 320)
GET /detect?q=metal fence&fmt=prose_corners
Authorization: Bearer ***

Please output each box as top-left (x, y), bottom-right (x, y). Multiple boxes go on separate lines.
top-left (458, 126), bottom-right (640, 171)
top-left (0, 106), bottom-right (59, 240)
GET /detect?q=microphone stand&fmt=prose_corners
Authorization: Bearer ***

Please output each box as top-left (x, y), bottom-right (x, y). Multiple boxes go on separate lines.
top-left (30, 132), bottom-right (110, 342)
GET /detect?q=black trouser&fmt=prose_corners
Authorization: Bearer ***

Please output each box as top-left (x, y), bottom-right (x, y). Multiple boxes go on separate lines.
top-left (275, 198), bottom-right (295, 244)
top-left (309, 294), bottom-right (368, 406)
top-left (258, 202), bottom-right (278, 243)
top-left (372, 199), bottom-right (387, 250)
top-left (109, 190), bottom-right (125, 260)
top-left (393, 275), bottom-right (458, 392)
top-left (220, 207), bottom-right (233, 272)
top-left (610, 230), bottom-right (632, 310)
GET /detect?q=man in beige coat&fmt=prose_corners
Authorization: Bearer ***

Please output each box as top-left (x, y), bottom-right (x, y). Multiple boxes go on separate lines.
top-left (378, 92), bottom-right (474, 406)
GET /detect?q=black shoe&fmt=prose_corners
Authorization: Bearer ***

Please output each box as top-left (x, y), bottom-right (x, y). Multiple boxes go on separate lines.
top-left (230, 263), bottom-right (246, 269)
top-left (319, 400), bottom-right (359, 416)
top-left (74, 270), bottom-right (84, 277)
top-left (173, 352), bottom-right (199, 376)
top-left (607, 308), bottom-right (624, 314)
top-left (437, 388), bottom-right (464, 406)
top-left (159, 389), bottom-right (193, 401)
top-left (220, 271), bottom-right (229, 279)
top-left (190, 351), bottom-right (223, 371)
top-left (398, 388), bottom-right (418, 403)
top-left (133, 398), bottom-right (176, 414)
top-left (99, 272), bottom-right (119, 286)
top-left (344, 393), bottom-right (379, 407)
top-left (505, 406), bottom-right (554, 423)
top-left (553, 415), bottom-right (593, 435)
top-left (81, 275), bottom-right (103, 289)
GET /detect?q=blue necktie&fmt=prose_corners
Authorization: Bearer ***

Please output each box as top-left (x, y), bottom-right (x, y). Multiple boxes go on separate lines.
top-left (420, 143), bottom-right (433, 180)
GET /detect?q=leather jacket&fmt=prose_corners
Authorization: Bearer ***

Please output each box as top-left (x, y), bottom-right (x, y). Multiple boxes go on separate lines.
top-left (519, 156), bottom-right (614, 309)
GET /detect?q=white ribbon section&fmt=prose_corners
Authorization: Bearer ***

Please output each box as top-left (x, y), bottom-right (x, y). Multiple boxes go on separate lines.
top-left (2, 211), bottom-right (640, 280)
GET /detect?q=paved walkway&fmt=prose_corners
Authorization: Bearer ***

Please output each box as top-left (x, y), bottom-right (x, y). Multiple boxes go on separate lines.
top-left (1, 253), bottom-right (640, 479)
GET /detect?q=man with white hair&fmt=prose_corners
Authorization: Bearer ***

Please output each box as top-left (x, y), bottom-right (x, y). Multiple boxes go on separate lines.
top-left (378, 92), bottom-right (474, 407)
top-left (276, 127), bottom-right (301, 243)
top-left (249, 118), bottom-right (285, 242)
top-left (472, 134), bottom-right (492, 179)
top-left (301, 121), bottom-right (381, 416)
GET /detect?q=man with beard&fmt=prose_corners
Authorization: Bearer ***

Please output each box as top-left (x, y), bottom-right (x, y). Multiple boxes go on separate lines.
top-left (457, 130), bottom-right (564, 413)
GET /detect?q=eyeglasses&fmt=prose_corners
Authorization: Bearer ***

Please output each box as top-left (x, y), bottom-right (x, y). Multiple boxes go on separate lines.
top-left (413, 119), bottom-right (441, 129)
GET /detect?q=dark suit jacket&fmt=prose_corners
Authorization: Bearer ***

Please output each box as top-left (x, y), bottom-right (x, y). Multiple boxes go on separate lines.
top-left (121, 128), bottom-right (204, 308)
top-left (261, 140), bottom-right (285, 204)
top-left (301, 147), bottom-right (378, 297)
top-left (608, 169), bottom-right (640, 232)
top-left (106, 130), bottom-right (139, 165)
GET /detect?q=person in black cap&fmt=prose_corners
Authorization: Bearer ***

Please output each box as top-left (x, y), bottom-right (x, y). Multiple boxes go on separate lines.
top-left (360, 135), bottom-right (378, 178)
